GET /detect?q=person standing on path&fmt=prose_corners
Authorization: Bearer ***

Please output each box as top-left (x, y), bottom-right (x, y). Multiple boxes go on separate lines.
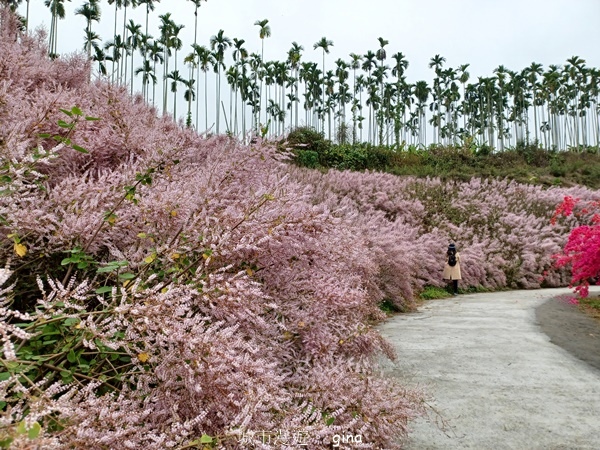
top-left (443, 243), bottom-right (461, 295)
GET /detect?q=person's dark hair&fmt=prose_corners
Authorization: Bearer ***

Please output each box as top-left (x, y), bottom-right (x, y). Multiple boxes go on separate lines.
top-left (447, 243), bottom-right (458, 266)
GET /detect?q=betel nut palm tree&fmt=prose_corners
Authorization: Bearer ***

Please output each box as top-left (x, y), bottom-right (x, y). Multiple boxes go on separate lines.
top-left (254, 19), bottom-right (271, 128)
top-left (75, 0), bottom-right (100, 59)
top-left (44, 0), bottom-right (71, 58)
top-left (313, 36), bottom-right (333, 134)
top-left (209, 29), bottom-right (231, 134)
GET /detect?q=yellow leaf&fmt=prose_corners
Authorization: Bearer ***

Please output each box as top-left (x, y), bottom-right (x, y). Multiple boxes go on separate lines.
top-left (75, 323), bottom-right (83, 329)
top-left (171, 253), bottom-right (180, 259)
top-left (298, 321), bottom-right (305, 328)
top-left (14, 243), bottom-right (27, 257)
top-left (246, 268), bottom-right (254, 276)
top-left (144, 254), bottom-right (156, 264)
top-left (107, 215), bottom-right (116, 225)
top-left (339, 339), bottom-right (344, 345)
top-left (161, 287), bottom-right (168, 294)
top-left (137, 352), bottom-right (150, 363)
top-left (170, 210), bottom-right (177, 217)
top-left (137, 232), bottom-right (147, 239)
top-left (123, 280), bottom-right (131, 287)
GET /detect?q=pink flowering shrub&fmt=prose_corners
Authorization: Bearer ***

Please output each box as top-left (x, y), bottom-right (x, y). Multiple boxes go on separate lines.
top-left (0, 8), bottom-right (423, 449)
top-left (552, 196), bottom-right (600, 298)
top-left (0, 6), bottom-right (597, 448)
top-left (288, 169), bottom-right (599, 307)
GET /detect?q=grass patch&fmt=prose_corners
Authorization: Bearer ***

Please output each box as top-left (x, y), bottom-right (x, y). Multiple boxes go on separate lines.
top-left (419, 286), bottom-right (452, 300)
top-left (418, 284), bottom-right (492, 302)
top-left (460, 284), bottom-right (493, 295)
top-left (579, 295), bottom-right (600, 322)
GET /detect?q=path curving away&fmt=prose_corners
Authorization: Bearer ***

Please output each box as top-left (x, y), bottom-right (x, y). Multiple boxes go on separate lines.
top-left (378, 288), bottom-right (600, 450)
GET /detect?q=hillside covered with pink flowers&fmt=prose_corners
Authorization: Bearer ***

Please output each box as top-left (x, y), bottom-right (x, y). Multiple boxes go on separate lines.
top-left (0, 7), bottom-right (598, 449)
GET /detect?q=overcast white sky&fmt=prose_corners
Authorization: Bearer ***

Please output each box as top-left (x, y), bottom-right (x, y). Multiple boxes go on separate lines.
top-left (21, 0), bottom-right (600, 82)
top-left (16, 0), bottom-right (600, 134)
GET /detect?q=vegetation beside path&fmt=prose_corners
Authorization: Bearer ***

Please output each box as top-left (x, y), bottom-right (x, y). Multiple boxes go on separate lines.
top-left (283, 126), bottom-right (600, 189)
top-left (579, 296), bottom-right (600, 322)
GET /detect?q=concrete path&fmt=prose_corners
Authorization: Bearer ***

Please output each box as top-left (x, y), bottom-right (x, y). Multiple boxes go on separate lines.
top-left (378, 288), bottom-right (600, 450)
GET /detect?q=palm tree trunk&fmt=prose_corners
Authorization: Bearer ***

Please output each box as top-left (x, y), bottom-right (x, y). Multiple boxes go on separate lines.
top-left (152, 59), bottom-right (157, 106)
top-left (48, 13), bottom-right (54, 56)
top-left (216, 68), bottom-right (220, 133)
top-left (574, 91), bottom-right (581, 149)
top-left (112, 2), bottom-right (118, 84)
top-left (592, 96), bottom-right (600, 151)
top-left (86, 20), bottom-right (92, 60)
top-left (234, 84), bottom-right (238, 135)
top-left (193, 8), bottom-right (199, 129)
top-left (48, 3), bottom-right (56, 56)
top-left (130, 49), bottom-right (135, 96)
top-left (121, 4), bottom-right (128, 86)
top-left (144, 5), bottom-right (149, 100)
top-left (241, 69), bottom-right (246, 140)
top-left (321, 51), bottom-right (325, 133)
top-left (25, 0), bottom-right (30, 33)
top-left (163, 50), bottom-right (169, 114)
top-left (260, 42), bottom-right (266, 127)
top-left (173, 86), bottom-right (177, 120)
top-left (295, 68), bottom-right (299, 128)
top-left (367, 104), bottom-right (373, 142)
top-left (195, 64), bottom-right (200, 130)
top-left (204, 70), bottom-right (208, 132)
top-left (188, 89), bottom-right (193, 126)
top-left (229, 84), bottom-right (233, 133)
top-left (541, 106), bottom-right (548, 149)
top-left (533, 91), bottom-right (538, 144)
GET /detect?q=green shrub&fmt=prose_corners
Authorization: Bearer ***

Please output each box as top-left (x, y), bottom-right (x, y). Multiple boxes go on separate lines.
top-left (476, 143), bottom-right (493, 157)
top-left (378, 298), bottom-right (400, 314)
top-left (295, 149), bottom-right (319, 168)
top-left (322, 145), bottom-right (365, 169)
top-left (550, 163), bottom-right (567, 177)
top-left (515, 141), bottom-right (551, 166)
top-left (364, 145), bottom-right (393, 170)
top-left (323, 144), bottom-right (396, 172)
top-left (283, 127), bottom-right (331, 167)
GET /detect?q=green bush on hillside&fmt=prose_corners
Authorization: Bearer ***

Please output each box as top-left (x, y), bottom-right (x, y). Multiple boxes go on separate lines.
top-left (282, 127), bottom-right (331, 167)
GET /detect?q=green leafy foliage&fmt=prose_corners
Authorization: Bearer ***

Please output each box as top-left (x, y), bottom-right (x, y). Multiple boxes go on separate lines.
top-left (5, 305), bottom-right (137, 397)
top-left (44, 106), bottom-right (101, 154)
top-left (60, 246), bottom-right (97, 270)
top-left (0, 420), bottom-right (41, 448)
top-left (295, 150), bottom-right (319, 168)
